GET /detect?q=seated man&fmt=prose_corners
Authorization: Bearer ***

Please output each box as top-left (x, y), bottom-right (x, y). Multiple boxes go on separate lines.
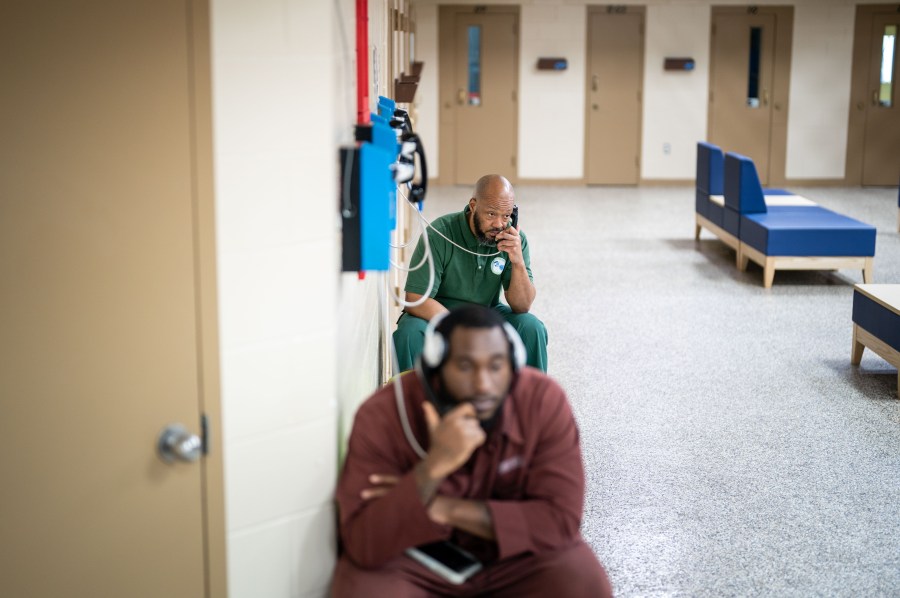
top-left (332, 306), bottom-right (611, 597)
top-left (394, 174), bottom-right (548, 372)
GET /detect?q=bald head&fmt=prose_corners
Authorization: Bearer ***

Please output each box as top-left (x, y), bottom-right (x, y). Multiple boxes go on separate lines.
top-left (474, 174), bottom-right (514, 202)
top-left (468, 174), bottom-right (516, 245)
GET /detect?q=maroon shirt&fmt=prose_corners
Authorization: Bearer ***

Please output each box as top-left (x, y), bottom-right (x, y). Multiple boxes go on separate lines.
top-left (335, 367), bottom-right (586, 569)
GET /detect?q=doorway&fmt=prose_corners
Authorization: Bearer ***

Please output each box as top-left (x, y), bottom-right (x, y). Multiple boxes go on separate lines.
top-left (585, 6), bottom-right (645, 185)
top-left (847, 4), bottom-right (900, 186)
top-left (439, 5), bottom-right (519, 185)
top-left (708, 6), bottom-right (793, 186)
top-left (0, 1), bottom-right (225, 596)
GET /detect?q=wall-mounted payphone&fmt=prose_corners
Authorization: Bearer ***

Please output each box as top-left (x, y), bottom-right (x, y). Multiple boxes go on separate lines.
top-left (340, 96), bottom-right (428, 273)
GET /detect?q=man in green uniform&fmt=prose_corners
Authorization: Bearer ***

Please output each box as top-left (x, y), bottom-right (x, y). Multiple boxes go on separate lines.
top-left (393, 174), bottom-right (548, 371)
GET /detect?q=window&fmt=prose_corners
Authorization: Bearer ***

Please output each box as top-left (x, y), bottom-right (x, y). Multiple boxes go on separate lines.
top-left (747, 27), bottom-right (762, 108)
top-left (879, 24), bottom-right (896, 107)
top-left (467, 25), bottom-right (481, 106)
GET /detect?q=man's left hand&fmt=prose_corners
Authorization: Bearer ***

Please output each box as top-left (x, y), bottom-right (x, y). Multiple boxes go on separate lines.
top-left (496, 227), bottom-right (524, 265)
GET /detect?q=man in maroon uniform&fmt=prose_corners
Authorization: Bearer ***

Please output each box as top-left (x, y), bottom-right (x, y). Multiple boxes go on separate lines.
top-left (331, 305), bottom-right (612, 597)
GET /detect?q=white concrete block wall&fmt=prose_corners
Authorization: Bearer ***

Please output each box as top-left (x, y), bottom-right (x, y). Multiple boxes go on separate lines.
top-left (212, 0), bottom-right (342, 595)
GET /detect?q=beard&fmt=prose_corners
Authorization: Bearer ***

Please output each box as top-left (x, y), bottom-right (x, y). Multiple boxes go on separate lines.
top-left (473, 213), bottom-right (502, 247)
top-left (435, 374), bottom-right (505, 432)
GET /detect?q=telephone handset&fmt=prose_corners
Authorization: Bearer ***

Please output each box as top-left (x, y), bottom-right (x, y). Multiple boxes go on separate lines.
top-left (509, 205), bottom-right (519, 230)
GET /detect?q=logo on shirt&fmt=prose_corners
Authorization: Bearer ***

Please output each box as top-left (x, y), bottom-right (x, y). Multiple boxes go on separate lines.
top-left (490, 257), bottom-right (506, 275)
top-left (498, 455), bottom-right (524, 475)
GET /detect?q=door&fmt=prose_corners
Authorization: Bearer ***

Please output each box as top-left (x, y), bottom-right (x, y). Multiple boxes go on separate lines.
top-left (440, 6), bottom-right (519, 185)
top-left (0, 2), bottom-right (225, 597)
top-left (862, 13), bottom-right (900, 185)
top-left (709, 11), bottom-right (776, 183)
top-left (585, 7), bottom-right (645, 185)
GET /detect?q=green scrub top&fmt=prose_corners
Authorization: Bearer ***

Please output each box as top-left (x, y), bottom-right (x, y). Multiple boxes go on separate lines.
top-left (404, 205), bottom-right (533, 309)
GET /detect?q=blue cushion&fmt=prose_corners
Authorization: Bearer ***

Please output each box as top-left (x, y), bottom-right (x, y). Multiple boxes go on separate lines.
top-left (724, 153), bottom-right (767, 214)
top-left (763, 188), bottom-right (792, 195)
top-left (741, 206), bottom-right (876, 257)
top-left (724, 207), bottom-right (740, 236)
top-left (697, 142), bottom-right (724, 195)
top-left (708, 200), bottom-right (725, 228)
top-left (853, 291), bottom-right (900, 352)
top-left (696, 189), bottom-right (709, 218)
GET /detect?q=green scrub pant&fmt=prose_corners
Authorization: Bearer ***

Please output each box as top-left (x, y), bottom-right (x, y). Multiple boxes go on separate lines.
top-left (392, 305), bottom-right (548, 373)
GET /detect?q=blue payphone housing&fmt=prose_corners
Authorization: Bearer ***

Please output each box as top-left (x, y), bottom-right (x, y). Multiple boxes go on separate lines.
top-left (340, 96), bottom-right (427, 273)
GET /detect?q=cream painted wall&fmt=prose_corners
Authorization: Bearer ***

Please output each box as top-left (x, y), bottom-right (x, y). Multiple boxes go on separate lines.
top-left (641, 5), bottom-right (711, 180)
top-left (519, 5), bottom-right (587, 179)
top-left (785, 4), bottom-right (855, 179)
top-left (413, 0), bottom-right (893, 183)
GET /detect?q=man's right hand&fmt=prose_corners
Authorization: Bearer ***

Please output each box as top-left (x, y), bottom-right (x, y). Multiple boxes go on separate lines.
top-left (421, 401), bottom-right (485, 481)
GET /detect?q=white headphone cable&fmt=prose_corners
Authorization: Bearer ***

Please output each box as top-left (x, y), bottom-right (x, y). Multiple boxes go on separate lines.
top-left (383, 271), bottom-right (429, 459)
top-left (389, 197), bottom-right (435, 308)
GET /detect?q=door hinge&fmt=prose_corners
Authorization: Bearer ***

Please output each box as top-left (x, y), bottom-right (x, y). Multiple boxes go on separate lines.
top-left (201, 412), bottom-right (209, 455)
top-left (511, 155), bottom-right (517, 168)
top-left (512, 89), bottom-right (517, 102)
top-left (709, 91), bottom-right (714, 104)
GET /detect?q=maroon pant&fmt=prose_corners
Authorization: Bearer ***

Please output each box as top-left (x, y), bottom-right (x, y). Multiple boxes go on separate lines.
top-left (331, 541), bottom-right (613, 598)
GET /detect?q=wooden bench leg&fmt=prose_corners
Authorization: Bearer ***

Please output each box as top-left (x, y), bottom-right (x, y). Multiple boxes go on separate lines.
top-left (763, 258), bottom-right (775, 288)
top-left (851, 324), bottom-right (865, 365)
top-left (863, 257), bottom-right (873, 283)
top-left (694, 223), bottom-right (701, 241)
top-left (737, 246), bottom-right (749, 272)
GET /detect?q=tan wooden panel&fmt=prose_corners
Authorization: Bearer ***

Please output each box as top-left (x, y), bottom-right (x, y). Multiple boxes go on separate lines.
top-left (452, 10), bottom-right (518, 184)
top-left (862, 14), bottom-right (900, 185)
top-left (0, 1), bottom-right (218, 595)
top-left (586, 9), bottom-right (644, 185)
top-left (709, 12), bottom-right (775, 183)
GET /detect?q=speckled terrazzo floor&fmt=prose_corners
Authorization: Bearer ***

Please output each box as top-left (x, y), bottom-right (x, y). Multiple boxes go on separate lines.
top-left (416, 184), bottom-right (900, 597)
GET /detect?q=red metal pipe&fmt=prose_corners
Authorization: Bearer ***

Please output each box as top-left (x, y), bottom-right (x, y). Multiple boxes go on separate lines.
top-left (356, 0), bottom-right (370, 125)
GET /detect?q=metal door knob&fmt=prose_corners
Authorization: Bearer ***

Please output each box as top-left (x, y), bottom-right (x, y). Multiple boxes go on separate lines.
top-left (158, 424), bottom-right (202, 463)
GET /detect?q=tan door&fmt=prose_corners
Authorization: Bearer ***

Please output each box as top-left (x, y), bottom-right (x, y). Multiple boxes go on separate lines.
top-left (862, 13), bottom-right (900, 185)
top-left (440, 7), bottom-right (519, 185)
top-left (709, 12), bottom-right (776, 184)
top-left (585, 8), bottom-right (644, 185)
top-left (0, 2), bottom-right (224, 597)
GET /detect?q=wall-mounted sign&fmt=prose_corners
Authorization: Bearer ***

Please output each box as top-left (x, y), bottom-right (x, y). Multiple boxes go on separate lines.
top-left (536, 57), bottom-right (567, 71)
top-left (664, 57), bottom-right (695, 71)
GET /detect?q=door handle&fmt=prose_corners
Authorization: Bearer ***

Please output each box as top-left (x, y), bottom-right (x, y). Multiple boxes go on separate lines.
top-left (457, 89), bottom-right (466, 105)
top-left (872, 90), bottom-right (879, 106)
top-left (157, 423), bottom-right (202, 463)
top-left (762, 89), bottom-right (769, 107)
top-left (592, 75), bottom-right (599, 92)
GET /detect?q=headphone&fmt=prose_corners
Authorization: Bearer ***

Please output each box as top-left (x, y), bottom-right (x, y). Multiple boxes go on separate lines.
top-left (420, 311), bottom-right (527, 372)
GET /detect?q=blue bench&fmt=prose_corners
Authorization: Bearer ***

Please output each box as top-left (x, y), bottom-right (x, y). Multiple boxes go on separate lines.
top-left (851, 284), bottom-right (900, 397)
top-left (726, 152), bottom-right (875, 288)
top-left (695, 142), bottom-right (801, 267)
top-left (695, 142), bottom-right (876, 287)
